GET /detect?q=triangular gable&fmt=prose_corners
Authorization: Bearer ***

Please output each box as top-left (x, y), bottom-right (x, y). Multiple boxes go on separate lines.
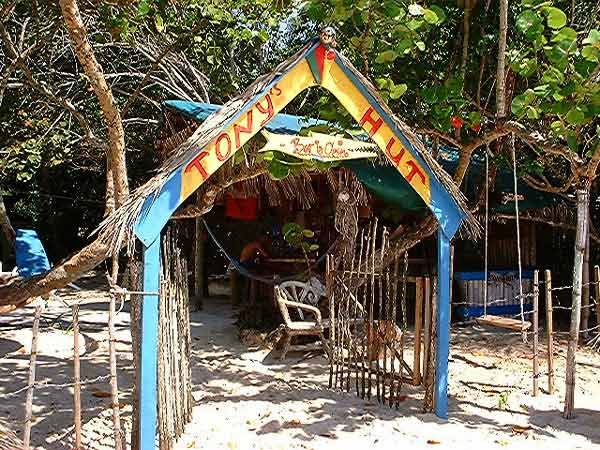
top-left (135, 38), bottom-right (467, 246)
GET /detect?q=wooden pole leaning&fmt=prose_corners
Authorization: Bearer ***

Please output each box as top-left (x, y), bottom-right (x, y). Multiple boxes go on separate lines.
top-left (545, 269), bottom-right (554, 395)
top-left (23, 302), bottom-right (43, 450)
top-left (73, 303), bottom-right (82, 450)
top-left (532, 270), bottom-right (539, 396)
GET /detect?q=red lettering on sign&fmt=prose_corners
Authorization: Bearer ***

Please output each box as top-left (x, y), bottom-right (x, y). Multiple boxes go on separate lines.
top-left (359, 107), bottom-right (383, 137)
top-left (215, 133), bottom-right (232, 161)
top-left (256, 94), bottom-right (274, 127)
top-left (385, 137), bottom-right (405, 166)
top-left (234, 111), bottom-right (253, 147)
top-left (406, 161), bottom-right (426, 185)
top-left (185, 151), bottom-right (210, 180)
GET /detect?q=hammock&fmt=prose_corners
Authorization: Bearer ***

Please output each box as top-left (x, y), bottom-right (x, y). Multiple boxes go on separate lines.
top-left (201, 218), bottom-right (335, 285)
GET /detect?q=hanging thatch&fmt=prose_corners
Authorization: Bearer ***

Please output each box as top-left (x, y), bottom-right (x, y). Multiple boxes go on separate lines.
top-left (96, 40), bottom-right (479, 256)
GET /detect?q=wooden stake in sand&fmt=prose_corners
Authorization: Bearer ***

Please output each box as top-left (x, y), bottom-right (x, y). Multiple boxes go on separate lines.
top-left (23, 302), bottom-right (42, 450)
top-left (545, 269), bottom-right (554, 395)
top-left (108, 289), bottom-right (124, 450)
top-left (532, 270), bottom-right (539, 397)
top-left (564, 188), bottom-right (589, 419)
top-left (595, 265), bottom-right (600, 339)
top-left (413, 277), bottom-right (423, 386)
top-left (72, 303), bottom-right (82, 450)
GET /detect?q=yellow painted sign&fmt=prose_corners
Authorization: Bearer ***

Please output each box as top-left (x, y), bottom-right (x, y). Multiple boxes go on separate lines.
top-left (320, 61), bottom-right (431, 205)
top-left (180, 60), bottom-right (316, 200)
top-left (259, 130), bottom-right (378, 162)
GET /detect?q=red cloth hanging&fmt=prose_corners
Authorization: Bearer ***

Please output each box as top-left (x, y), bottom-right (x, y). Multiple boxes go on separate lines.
top-left (225, 195), bottom-right (258, 221)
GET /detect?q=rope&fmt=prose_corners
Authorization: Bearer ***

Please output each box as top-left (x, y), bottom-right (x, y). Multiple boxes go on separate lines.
top-left (511, 134), bottom-right (527, 342)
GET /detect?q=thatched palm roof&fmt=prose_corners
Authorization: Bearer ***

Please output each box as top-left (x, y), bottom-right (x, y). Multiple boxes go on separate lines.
top-left (97, 39), bottom-right (478, 254)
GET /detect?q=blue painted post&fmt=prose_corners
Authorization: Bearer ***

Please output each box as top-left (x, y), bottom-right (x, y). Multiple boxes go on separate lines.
top-left (140, 238), bottom-right (160, 449)
top-left (435, 230), bottom-right (451, 419)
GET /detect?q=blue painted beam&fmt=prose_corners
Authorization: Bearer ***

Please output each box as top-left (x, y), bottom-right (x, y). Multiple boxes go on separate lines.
top-left (435, 230), bottom-right (451, 419)
top-left (140, 238), bottom-right (160, 449)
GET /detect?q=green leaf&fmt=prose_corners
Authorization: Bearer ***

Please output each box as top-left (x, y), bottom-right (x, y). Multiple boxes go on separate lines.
top-left (551, 27), bottom-right (577, 44)
top-left (137, 0), bottom-right (151, 16)
top-left (408, 4), bottom-right (424, 15)
top-left (397, 39), bottom-right (413, 54)
top-left (544, 6), bottom-right (567, 29)
top-left (376, 78), bottom-right (390, 89)
top-left (383, 0), bottom-right (405, 18)
top-left (415, 41), bottom-right (426, 51)
top-left (268, 159), bottom-right (290, 180)
top-left (566, 132), bottom-right (578, 151)
top-left (511, 89), bottom-right (536, 117)
top-left (511, 57), bottom-right (538, 77)
top-left (375, 49), bottom-right (398, 63)
top-left (423, 9), bottom-right (439, 24)
top-left (406, 19), bottom-right (424, 30)
top-left (429, 5), bottom-right (446, 23)
top-left (582, 46), bottom-right (600, 62)
top-left (468, 111), bottom-right (481, 124)
top-left (390, 83), bottom-right (408, 99)
top-left (309, 244), bottom-right (320, 252)
top-left (516, 10), bottom-right (544, 40)
top-left (544, 41), bottom-right (572, 71)
top-left (154, 14), bottom-right (164, 32)
top-left (302, 229), bottom-right (315, 238)
top-left (583, 29), bottom-right (600, 45)
top-left (258, 29), bottom-right (269, 43)
top-left (565, 107), bottom-right (585, 125)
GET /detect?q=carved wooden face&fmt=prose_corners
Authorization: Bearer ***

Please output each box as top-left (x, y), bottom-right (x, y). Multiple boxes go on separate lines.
top-left (319, 27), bottom-right (336, 46)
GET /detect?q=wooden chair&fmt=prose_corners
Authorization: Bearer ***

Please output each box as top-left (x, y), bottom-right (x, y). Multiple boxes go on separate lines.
top-left (275, 285), bottom-right (330, 360)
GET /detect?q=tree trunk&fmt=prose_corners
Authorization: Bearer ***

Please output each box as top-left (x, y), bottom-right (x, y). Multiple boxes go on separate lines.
top-left (0, 239), bottom-right (109, 312)
top-left (496, 0), bottom-right (508, 118)
top-left (0, 193), bottom-right (15, 264)
top-left (564, 188), bottom-right (590, 419)
top-left (581, 224), bottom-right (590, 339)
top-left (58, 0), bottom-right (129, 207)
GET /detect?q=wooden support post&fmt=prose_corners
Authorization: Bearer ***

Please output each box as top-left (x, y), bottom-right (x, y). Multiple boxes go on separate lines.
top-left (73, 304), bottom-right (82, 450)
top-left (23, 303), bottom-right (42, 450)
top-left (194, 212), bottom-right (205, 310)
top-left (413, 277), bottom-right (423, 386)
top-left (435, 230), bottom-right (451, 419)
top-left (545, 269), bottom-right (554, 395)
top-left (532, 270), bottom-right (539, 397)
top-left (140, 238), bottom-right (160, 449)
top-left (422, 277), bottom-right (432, 386)
top-left (595, 266), bottom-right (600, 338)
top-left (564, 188), bottom-right (589, 419)
top-left (109, 292), bottom-right (123, 450)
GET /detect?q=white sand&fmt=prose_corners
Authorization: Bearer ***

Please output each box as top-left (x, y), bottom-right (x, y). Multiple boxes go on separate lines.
top-left (1, 275), bottom-right (599, 450)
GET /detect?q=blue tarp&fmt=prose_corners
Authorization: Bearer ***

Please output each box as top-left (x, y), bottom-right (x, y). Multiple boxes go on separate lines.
top-left (15, 229), bottom-right (51, 278)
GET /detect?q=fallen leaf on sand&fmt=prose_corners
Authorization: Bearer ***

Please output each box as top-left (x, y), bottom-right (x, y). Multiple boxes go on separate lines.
top-left (512, 425), bottom-right (532, 435)
top-left (318, 432), bottom-right (337, 439)
top-left (427, 439), bottom-right (441, 445)
top-left (495, 439), bottom-right (510, 446)
top-left (91, 389), bottom-right (111, 398)
top-left (187, 441), bottom-right (195, 448)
